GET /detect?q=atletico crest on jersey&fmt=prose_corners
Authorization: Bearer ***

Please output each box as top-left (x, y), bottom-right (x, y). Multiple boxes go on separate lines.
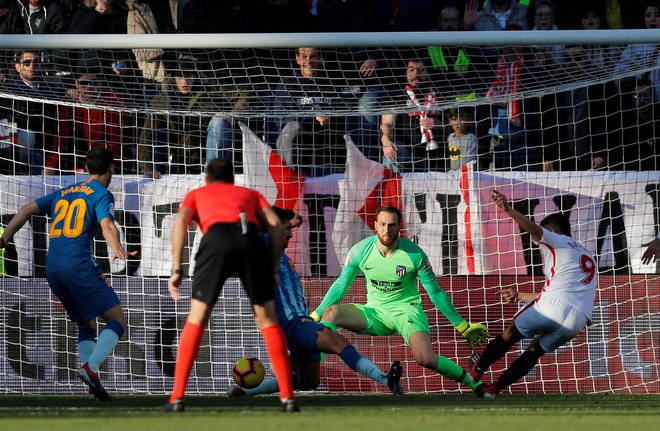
top-left (396, 265), bottom-right (406, 277)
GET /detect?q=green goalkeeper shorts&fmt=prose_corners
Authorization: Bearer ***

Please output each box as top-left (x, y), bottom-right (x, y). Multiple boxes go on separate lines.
top-left (354, 302), bottom-right (430, 345)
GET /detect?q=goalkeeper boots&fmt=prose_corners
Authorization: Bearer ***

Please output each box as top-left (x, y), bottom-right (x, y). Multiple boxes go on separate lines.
top-left (469, 352), bottom-right (484, 383)
top-left (78, 363), bottom-right (112, 401)
top-left (475, 383), bottom-right (499, 399)
top-left (161, 398), bottom-right (185, 412)
top-left (387, 361), bottom-right (404, 396)
top-left (281, 398), bottom-right (300, 413)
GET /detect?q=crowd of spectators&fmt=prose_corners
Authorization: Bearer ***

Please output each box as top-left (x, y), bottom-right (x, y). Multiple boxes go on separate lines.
top-left (0, 0), bottom-right (658, 176)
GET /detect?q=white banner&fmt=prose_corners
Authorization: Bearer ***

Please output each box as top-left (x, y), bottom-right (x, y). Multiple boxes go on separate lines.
top-left (1, 171), bottom-right (659, 276)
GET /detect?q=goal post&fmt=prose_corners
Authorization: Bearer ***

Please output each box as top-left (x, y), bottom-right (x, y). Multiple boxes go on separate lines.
top-left (0, 30), bottom-right (659, 395)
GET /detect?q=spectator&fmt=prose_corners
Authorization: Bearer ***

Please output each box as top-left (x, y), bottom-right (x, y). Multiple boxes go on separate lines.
top-left (137, 54), bottom-right (234, 177)
top-left (530, 1), bottom-right (563, 64)
top-left (0, 4), bottom-right (21, 34)
top-left (142, 0), bottom-right (177, 33)
top-left (619, 78), bottom-right (660, 170)
top-left (66, 73), bottom-right (136, 173)
top-left (484, 36), bottom-right (532, 171)
top-left (464, 0), bottom-right (529, 31)
top-left (547, 45), bottom-right (614, 171)
top-left (323, 47), bottom-right (387, 161)
top-left (606, 0), bottom-right (651, 29)
top-left (0, 5), bottom-right (23, 73)
top-left (612, 2), bottom-right (660, 96)
top-left (270, 47), bottom-right (350, 177)
top-left (446, 108), bottom-right (479, 171)
top-left (68, 0), bottom-right (131, 78)
top-left (379, 55), bottom-right (444, 173)
top-left (580, 6), bottom-right (619, 73)
top-left (427, 2), bottom-right (492, 101)
top-left (126, 0), bottom-right (166, 84)
top-left (0, 50), bottom-right (70, 174)
top-left (528, 0), bottom-right (581, 29)
top-left (18, 0), bottom-right (69, 34)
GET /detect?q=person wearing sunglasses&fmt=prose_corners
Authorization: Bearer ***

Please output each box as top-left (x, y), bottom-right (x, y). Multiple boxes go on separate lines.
top-left (0, 50), bottom-right (70, 175)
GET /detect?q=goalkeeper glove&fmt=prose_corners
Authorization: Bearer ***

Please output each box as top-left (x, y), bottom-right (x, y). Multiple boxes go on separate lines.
top-left (456, 320), bottom-right (490, 351)
top-left (310, 311), bottom-right (321, 322)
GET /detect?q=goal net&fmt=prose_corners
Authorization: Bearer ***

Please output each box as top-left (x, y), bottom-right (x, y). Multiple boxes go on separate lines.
top-left (0, 31), bottom-right (659, 395)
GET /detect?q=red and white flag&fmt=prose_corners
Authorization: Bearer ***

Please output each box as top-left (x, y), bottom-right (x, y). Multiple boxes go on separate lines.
top-left (240, 122), bottom-right (307, 269)
top-left (240, 122), bottom-right (305, 209)
top-left (332, 135), bottom-right (402, 263)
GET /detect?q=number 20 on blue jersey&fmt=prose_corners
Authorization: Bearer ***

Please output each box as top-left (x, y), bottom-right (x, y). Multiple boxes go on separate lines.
top-left (49, 198), bottom-right (87, 238)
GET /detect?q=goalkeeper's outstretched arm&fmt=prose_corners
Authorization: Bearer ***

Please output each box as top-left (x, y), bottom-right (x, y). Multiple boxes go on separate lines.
top-left (311, 259), bottom-right (360, 321)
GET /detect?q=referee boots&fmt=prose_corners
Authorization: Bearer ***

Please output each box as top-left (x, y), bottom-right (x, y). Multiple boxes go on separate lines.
top-left (161, 398), bottom-right (185, 412)
top-left (281, 398), bottom-right (300, 413)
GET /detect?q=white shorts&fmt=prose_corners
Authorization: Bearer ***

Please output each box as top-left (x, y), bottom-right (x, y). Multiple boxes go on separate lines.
top-left (514, 294), bottom-right (589, 353)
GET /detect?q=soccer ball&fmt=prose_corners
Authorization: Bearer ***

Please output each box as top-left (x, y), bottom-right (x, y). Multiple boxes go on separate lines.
top-left (232, 356), bottom-right (265, 389)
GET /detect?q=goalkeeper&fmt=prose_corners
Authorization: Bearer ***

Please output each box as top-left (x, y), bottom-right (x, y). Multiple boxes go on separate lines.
top-left (311, 205), bottom-right (488, 392)
top-left (228, 207), bottom-right (403, 397)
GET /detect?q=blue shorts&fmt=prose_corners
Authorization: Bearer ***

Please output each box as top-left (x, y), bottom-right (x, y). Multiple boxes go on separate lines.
top-left (46, 267), bottom-right (120, 324)
top-left (281, 317), bottom-right (325, 364)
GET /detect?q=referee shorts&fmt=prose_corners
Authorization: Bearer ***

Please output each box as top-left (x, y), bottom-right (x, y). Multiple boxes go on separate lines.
top-left (191, 223), bottom-right (276, 306)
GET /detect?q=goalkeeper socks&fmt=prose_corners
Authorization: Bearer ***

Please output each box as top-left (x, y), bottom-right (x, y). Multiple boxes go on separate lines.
top-left (87, 320), bottom-right (124, 373)
top-left (339, 345), bottom-right (387, 385)
top-left (78, 327), bottom-right (96, 365)
top-left (495, 349), bottom-right (544, 391)
top-left (435, 355), bottom-right (464, 380)
top-left (436, 356), bottom-right (481, 390)
top-left (476, 334), bottom-right (511, 374)
top-left (321, 320), bottom-right (337, 332)
top-left (261, 323), bottom-right (294, 401)
top-left (170, 321), bottom-right (204, 403)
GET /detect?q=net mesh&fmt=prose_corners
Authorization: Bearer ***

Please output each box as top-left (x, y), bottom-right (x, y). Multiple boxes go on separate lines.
top-left (0, 37), bottom-right (659, 394)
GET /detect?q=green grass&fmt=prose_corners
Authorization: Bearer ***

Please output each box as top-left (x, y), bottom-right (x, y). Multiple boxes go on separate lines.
top-left (1, 394), bottom-right (659, 431)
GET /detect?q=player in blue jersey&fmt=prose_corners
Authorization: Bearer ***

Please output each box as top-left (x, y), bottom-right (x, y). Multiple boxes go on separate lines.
top-left (0, 146), bottom-right (136, 401)
top-left (227, 207), bottom-right (403, 397)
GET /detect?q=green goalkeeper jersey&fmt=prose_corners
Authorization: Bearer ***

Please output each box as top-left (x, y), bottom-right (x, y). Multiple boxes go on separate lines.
top-left (314, 235), bottom-right (465, 327)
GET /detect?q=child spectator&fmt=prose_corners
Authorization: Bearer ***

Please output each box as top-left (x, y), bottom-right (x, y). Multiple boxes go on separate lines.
top-left (447, 108), bottom-right (478, 171)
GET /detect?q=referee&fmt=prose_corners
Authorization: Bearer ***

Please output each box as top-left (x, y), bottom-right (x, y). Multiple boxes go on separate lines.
top-left (162, 158), bottom-right (298, 413)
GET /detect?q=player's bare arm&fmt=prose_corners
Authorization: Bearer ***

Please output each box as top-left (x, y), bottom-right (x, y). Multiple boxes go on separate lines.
top-left (0, 202), bottom-right (40, 248)
top-left (100, 218), bottom-right (137, 260)
top-left (492, 190), bottom-right (543, 242)
top-left (168, 206), bottom-right (192, 300)
top-left (380, 114), bottom-right (397, 159)
top-left (500, 288), bottom-right (536, 303)
top-left (641, 237), bottom-right (660, 265)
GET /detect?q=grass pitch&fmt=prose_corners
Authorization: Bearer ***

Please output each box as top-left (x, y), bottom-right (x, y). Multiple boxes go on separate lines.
top-left (1, 393), bottom-right (658, 431)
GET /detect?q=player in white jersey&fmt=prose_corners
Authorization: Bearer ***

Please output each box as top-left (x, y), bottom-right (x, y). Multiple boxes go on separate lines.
top-left (471, 190), bottom-right (598, 398)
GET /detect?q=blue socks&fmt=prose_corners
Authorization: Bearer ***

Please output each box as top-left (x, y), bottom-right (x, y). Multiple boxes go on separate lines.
top-left (78, 327), bottom-right (96, 364)
top-left (340, 345), bottom-right (387, 386)
top-left (87, 320), bottom-right (124, 373)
